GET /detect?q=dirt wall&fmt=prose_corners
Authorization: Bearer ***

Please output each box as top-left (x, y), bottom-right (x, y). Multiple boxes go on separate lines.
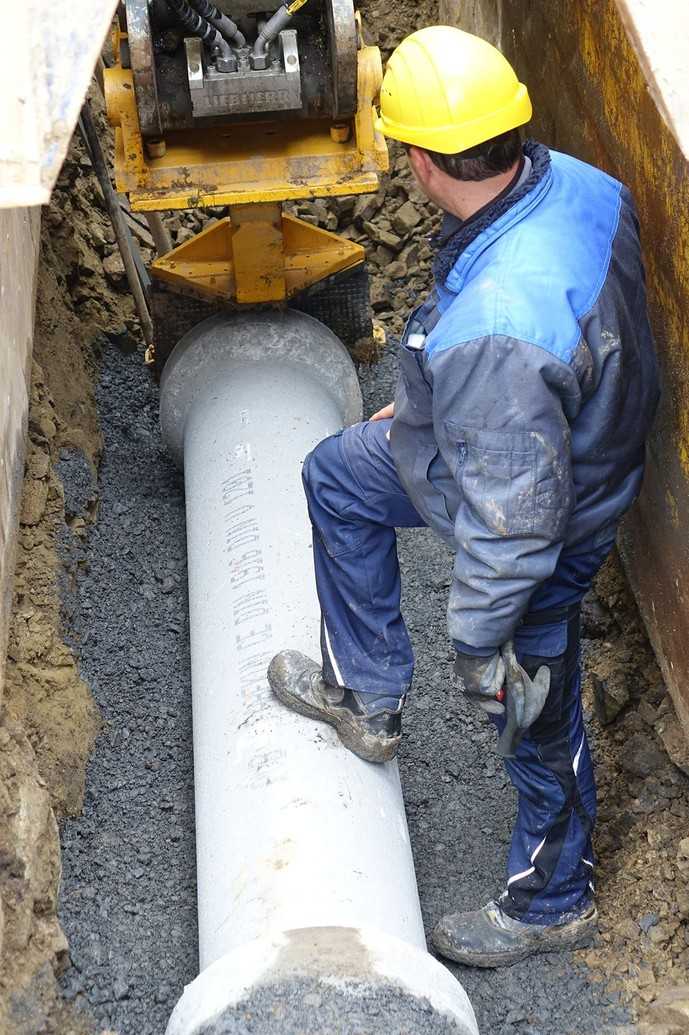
top-left (0, 96), bottom-right (140, 1032)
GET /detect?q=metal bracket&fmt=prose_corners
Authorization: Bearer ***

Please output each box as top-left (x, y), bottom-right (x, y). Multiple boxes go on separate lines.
top-left (328, 0), bottom-right (358, 118)
top-left (126, 0), bottom-right (163, 138)
top-left (185, 30), bottom-right (302, 119)
top-left (150, 206), bottom-right (365, 305)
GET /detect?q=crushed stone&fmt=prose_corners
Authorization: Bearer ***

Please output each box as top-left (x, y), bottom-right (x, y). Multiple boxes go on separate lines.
top-left (195, 978), bottom-right (470, 1034)
top-left (58, 349), bottom-right (196, 1035)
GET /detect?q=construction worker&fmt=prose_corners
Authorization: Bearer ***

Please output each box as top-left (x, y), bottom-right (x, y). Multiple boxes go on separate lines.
top-left (268, 27), bottom-right (659, 966)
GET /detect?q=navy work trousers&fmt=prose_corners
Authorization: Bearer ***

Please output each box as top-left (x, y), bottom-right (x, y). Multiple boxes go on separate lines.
top-left (303, 417), bottom-right (615, 925)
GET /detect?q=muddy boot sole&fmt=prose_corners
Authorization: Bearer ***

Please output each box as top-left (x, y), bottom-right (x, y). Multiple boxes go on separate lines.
top-left (268, 658), bottom-right (401, 765)
top-left (432, 906), bottom-right (598, 968)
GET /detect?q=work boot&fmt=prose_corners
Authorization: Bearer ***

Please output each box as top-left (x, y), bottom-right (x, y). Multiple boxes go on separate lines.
top-left (432, 897), bottom-right (598, 968)
top-left (267, 650), bottom-right (403, 764)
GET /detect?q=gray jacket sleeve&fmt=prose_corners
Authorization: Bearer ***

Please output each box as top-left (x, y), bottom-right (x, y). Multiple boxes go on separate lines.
top-left (428, 335), bottom-right (582, 650)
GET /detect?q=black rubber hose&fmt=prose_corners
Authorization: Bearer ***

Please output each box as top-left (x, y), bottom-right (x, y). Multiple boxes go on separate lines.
top-left (166, 0), bottom-right (223, 47)
top-left (189, 0), bottom-right (220, 17)
top-left (188, 0), bottom-right (246, 46)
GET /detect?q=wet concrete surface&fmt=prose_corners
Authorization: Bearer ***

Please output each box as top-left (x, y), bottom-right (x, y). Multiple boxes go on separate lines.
top-left (58, 343), bottom-right (634, 1034)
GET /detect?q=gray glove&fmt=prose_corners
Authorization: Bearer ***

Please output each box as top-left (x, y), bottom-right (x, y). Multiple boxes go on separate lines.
top-left (455, 643), bottom-right (552, 757)
top-left (454, 650), bottom-right (506, 715)
top-left (496, 642), bottom-right (551, 758)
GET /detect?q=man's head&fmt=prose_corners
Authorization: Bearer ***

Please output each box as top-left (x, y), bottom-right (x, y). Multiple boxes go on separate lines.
top-left (419, 128), bottom-right (524, 182)
top-left (405, 128), bottom-right (523, 212)
top-left (376, 27), bottom-right (531, 211)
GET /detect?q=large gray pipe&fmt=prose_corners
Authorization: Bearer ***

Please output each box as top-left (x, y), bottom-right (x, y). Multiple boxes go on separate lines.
top-left (159, 310), bottom-right (478, 1034)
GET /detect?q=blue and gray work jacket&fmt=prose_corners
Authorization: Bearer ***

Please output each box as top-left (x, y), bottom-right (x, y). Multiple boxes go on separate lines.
top-left (390, 142), bottom-right (659, 653)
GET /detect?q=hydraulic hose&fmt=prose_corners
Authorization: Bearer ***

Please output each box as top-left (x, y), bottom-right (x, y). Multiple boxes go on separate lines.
top-left (167, 0), bottom-right (222, 45)
top-left (166, 0), bottom-right (235, 67)
top-left (187, 0), bottom-right (246, 47)
top-left (77, 103), bottom-right (153, 347)
top-left (252, 0), bottom-right (310, 61)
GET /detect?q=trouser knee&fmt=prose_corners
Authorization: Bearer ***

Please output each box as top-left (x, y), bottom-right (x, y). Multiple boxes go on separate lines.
top-left (512, 608), bottom-right (581, 744)
top-left (301, 432), bottom-right (342, 505)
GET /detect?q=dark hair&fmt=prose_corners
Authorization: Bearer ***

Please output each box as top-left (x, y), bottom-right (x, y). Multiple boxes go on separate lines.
top-left (425, 127), bottom-right (523, 182)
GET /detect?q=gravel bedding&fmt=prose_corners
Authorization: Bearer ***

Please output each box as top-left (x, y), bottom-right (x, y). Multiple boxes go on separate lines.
top-left (194, 978), bottom-right (470, 1034)
top-left (58, 343), bottom-right (633, 1034)
top-left (59, 349), bottom-right (197, 1035)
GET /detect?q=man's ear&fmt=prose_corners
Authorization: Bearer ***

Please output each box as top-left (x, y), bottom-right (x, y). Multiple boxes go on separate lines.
top-left (407, 145), bottom-right (434, 184)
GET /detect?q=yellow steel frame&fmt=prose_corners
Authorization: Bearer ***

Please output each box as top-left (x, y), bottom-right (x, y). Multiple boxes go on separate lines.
top-left (103, 17), bottom-right (387, 329)
top-left (104, 45), bottom-right (387, 211)
top-left (152, 206), bottom-right (365, 305)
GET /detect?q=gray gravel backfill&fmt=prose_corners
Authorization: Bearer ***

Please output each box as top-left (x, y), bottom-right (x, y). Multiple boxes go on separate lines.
top-left (59, 347), bottom-right (197, 1035)
top-left (58, 342), bottom-right (634, 1034)
top-left (195, 978), bottom-right (469, 1035)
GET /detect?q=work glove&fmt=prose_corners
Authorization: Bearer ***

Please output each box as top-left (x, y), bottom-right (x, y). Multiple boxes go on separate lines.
top-left (496, 642), bottom-right (550, 759)
top-left (454, 650), bottom-right (506, 715)
top-left (455, 643), bottom-right (551, 758)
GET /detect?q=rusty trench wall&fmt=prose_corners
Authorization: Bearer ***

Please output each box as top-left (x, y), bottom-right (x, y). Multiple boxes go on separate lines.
top-left (441, 0), bottom-right (689, 740)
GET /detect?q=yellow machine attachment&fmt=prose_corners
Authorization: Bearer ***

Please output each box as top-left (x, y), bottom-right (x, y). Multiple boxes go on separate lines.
top-left (104, 0), bottom-right (388, 371)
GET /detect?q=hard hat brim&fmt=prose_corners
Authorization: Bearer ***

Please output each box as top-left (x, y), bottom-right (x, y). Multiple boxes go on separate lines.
top-left (376, 83), bottom-right (532, 155)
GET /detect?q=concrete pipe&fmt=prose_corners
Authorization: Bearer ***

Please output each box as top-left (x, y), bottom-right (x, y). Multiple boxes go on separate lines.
top-left (159, 310), bottom-right (478, 1035)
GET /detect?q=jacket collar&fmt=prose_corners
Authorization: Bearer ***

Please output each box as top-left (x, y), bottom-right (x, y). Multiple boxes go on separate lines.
top-left (433, 140), bottom-right (553, 292)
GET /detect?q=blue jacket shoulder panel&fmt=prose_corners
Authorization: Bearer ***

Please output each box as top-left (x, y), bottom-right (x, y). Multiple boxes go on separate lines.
top-left (427, 151), bottom-right (623, 365)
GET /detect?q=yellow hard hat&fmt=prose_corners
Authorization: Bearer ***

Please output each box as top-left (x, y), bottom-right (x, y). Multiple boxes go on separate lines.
top-left (376, 26), bottom-right (532, 155)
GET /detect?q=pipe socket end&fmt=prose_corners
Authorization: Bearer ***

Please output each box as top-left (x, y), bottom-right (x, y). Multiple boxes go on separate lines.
top-left (159, 310), bottom-right (362, 469)
top-left (166, 926), bottom-right (478, 1035)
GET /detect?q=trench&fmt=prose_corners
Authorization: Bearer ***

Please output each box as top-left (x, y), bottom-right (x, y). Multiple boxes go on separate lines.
top-left (53, 344), bottom-right (618, 1035)
top-left (4, 1), bottom-right (689, 1033)
top-left (55, 334), bottom-right (689, 1035)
